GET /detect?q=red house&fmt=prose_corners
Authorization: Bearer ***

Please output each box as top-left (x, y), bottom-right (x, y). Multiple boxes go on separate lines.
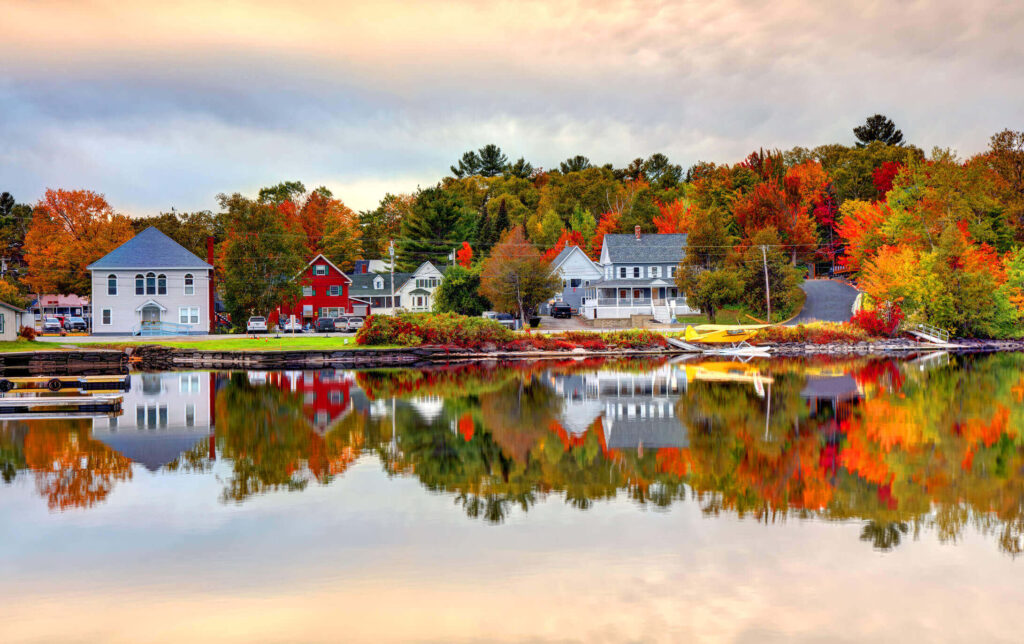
top-left (276, 254), bottom-right (368, 327)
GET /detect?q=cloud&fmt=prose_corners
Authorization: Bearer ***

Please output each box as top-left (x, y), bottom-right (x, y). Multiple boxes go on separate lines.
top-left (1, 0), bottom-right (1022, 212)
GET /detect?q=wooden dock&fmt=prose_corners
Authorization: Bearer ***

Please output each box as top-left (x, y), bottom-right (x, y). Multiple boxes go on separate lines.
top-left (0, 394), bottom-right (123, 414)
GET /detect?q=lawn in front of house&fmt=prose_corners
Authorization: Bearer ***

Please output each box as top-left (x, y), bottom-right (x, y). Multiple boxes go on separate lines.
top-left (77, 336), bottom-right (399, 352)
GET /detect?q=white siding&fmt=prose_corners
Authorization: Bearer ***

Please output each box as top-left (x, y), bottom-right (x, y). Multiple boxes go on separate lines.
top-left (90, 269), bottom-right (211, 334)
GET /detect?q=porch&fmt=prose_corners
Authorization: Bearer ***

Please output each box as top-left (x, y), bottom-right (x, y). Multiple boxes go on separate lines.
top-left (581, 282), bottom-right (697, 320)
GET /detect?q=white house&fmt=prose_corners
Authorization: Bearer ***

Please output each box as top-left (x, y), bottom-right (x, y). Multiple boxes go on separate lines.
top-left (87, 227), bottom-right (213, 335)
top-left (0, 300), bottom-right (27, 341)
top-left (580, 228), bottom-right (697, 322)
top-left (548, 245), bottom-right (604, 312)
top-left (347, 261), bottom-right (446, 315)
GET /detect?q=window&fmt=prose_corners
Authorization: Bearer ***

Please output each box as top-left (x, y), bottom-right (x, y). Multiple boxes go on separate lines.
top-left (633, 266), bottom-right (641, 278)
top-left (159, 404), bottom-right (168, 427)
top-left (184, 274), bottom-right (194, 295)
top-left (302, 285), bottom-right (313, 297)
top-left (157, 274), bottom-right (167, 295)
top-left (374, 278), bottom-right (383, 289)
top-left (314, 264), bottom-right (328, 275)
top-left (650, 266), bottom-right (661, 278)
top-left (146, 272), bottom-right (156, 295)
top-left (329, 285), bottom-right (340, 296)
top-left (179, 307), bottom-right (200, 324)
top-left (394, 296), bottom-right (401, 307)
top-left (135, 274), bottom-right (144, 295)
top-left (0, 313), bottom-right (4, 334)
top-left (101, 308), bottom-right (112, 325)
top-left (619, 267), bottom-right (627, 278)
top-left (668, 266), bottom-right (677, 278)
top-left (570, 278), bottom-right (582, 288)
top-left (185, 404), bottom-right (195, 427)
top-left (107, 274), bottom-right (117, 295)
top-left (179, 373), bottom-right (201, 393)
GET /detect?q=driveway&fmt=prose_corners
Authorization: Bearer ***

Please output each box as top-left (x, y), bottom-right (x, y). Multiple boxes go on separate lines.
top-left (787, 279), bottom-right (860, 325)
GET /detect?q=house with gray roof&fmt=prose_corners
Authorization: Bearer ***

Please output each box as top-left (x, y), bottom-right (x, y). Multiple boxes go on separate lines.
top-left (546, 245), bottom-right (603, 313)
top-left (87, 227), bottom-right (212, 335)
top-left (346, 260), bottom-right (446, 315)
top-left (581, 227), bottom-right (697, 321)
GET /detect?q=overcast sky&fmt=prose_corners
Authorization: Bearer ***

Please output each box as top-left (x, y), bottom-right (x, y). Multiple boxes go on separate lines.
top-left (2, 0), bottom-right (1022, 214)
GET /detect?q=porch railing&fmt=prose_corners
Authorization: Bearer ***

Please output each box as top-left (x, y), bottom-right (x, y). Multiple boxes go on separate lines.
top-left (132, 321), bottom-right (195, 336)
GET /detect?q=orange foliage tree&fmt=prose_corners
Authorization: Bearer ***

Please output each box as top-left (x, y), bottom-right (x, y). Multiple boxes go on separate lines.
top-left (541, 228), bottom-right (585, 263)
top-left (23, 189), bottom-right (135, 295)
top-left (652, 199), bottom-right (694, 234)
top-left (733, 181), bottom-right (817, 262)
top-left (836, 200), bottom-right (889, 271)
top-left (589, 211), bottom-right (621, 260)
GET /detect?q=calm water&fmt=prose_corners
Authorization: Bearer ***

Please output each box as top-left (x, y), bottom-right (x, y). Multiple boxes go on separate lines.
top-left (2, 354), bottom-right (1023, 642)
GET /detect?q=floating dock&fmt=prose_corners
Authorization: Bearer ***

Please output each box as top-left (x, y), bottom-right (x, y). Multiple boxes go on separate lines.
top-left (0, 394), bottom-right (124, 414)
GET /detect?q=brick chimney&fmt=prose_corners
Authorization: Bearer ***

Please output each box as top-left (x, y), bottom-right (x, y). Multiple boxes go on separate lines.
top-left (634, 225), bottom-right (642, 240)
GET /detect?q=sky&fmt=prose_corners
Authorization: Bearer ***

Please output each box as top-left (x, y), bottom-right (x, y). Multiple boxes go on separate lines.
top-left (2, 0), bottom-right (1022, 214)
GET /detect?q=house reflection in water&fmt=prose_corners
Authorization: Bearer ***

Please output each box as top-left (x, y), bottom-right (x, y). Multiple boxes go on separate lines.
top-left (550, 364), bottom-right (690, 453)
top-left (91, 372), bottom-right (216, 471)
top-left (265, 370), bottom-right (354, 434)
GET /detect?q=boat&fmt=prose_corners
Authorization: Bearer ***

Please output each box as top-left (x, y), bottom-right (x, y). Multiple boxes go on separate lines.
top-left (0, 374), bottom-right (131, 394)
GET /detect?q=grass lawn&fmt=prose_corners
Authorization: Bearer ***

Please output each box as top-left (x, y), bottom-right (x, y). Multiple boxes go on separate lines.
top-left (78, 337), bottom-right (399, 352)
top-left (0, 339), bottom-right (75, 352)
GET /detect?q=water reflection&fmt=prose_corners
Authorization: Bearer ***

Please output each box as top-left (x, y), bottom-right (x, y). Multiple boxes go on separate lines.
top-left (2, 353), bottom-right (1024, 554)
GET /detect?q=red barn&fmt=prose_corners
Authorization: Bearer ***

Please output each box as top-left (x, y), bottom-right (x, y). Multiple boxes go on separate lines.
top-left (276, 254), bottom-right (368, 327)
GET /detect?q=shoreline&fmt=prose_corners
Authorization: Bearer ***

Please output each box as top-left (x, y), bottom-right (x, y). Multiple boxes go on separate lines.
top-left (3, 338), bottom-right (1023, 372)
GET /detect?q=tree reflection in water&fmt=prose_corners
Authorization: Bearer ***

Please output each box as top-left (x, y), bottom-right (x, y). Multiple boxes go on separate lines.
top-left (4, 353), bottom-right (1024, 554)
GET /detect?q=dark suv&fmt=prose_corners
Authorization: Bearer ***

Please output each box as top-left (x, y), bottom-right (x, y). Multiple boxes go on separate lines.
top-left (315, 317), bottom-right (336, 332)
top-left (551, 302), bottom-right (573, 319)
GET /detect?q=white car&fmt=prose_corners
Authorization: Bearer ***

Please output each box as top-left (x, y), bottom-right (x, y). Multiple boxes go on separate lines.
top-left (345, 317), bottom-right (364, 332)
top-left (246, 316), bottom-right (268, 333)
top-left (281, 318), bottom-right (304, 332)
top-left (42, 317), bottom-right (62, 333)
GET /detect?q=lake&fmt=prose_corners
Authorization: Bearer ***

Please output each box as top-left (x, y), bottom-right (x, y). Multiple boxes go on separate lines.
top-left (1, 354), bottom-right (1022, 642)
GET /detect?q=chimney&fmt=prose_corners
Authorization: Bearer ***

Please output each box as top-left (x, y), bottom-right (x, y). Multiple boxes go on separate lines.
top-left (634, 225), bottom-right (642, 240)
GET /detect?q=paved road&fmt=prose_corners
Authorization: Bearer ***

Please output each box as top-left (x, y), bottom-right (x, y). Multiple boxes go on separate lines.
top-left (787, 279), bottom-right (860, 325)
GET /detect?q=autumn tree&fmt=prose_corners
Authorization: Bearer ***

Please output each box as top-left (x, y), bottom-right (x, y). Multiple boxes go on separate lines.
top-left (360, 193), bottom-right (412, 258)
top-left (675, 206), bottom-right (739, 322)
top-left (984, 129), bottom-right (1024, 240)
top-left (0, 191), bottom-right (32, 281)
top-left (479, 227), bottom-right (560, 326)
top-left (456, 242), bottom-right (473, 268)
top-left (854, 114), bottom-right (905, 147)
top-left (589, 210), bottom-right (621, 259)
top-left (132, 210), bottom-right (222, 258)
top-left (320, 202), bottom-right (364, 272)
top-left (567, 204), bottom-right (596, 251)
top-left (652, 199), bottom-right (694, 234)
top-left (23, 189), bottom-right (135, 295)
top-left (541, 228), bottom-right (585, 263)
top-left (735, 228), bottom-right (804, 320)
top-left (398, 186), bottom-right (475, 271)
top-left (217, 193), bottom-right (307, 322)
top-left (0, 279), bottom-right (27, 308)
top-left (733, 181), bottom-right (817, 263)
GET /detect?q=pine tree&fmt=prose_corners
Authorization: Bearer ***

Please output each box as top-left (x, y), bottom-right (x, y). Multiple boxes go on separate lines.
top-left (398, 186), bottom-right (475, 271)
top-left (476, 207), bottom-right (494, 250)
top-left (493, 197), bottom-right (510, 241)
top-left (854, 114), bottom-right (905, 147)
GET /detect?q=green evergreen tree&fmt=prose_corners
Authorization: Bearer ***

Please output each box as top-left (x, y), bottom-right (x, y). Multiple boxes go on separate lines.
top-left (434, 265), bottom-right (491, 316)
top-left (493, 197), bottom-right (511, 240)
top-left (476, 207), bottom-right (494, 250)
top-left (398, 186), bottom-right (475, 271)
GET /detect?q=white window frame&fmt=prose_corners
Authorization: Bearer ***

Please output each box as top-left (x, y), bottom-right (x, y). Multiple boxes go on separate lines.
top-left (302, 285), bottom-right (313, 297)
top-left (184, 273), bottom-right (195, 296)
top-left (107, 274), bottom-right (118, 296)
top-left (0, 313), bottom-right (4, 334)
top-left (329, 285), bottom-right (341, 297)
top-left (650, 266), bottom-right (661, 278)
top-left (314, 264), bottom-right (328, 276)
top-left (618, 266), bottom-right (627, 279)
top-left (101, 308), bottom-right (112, 325)
top-left (179, 307), bottom-right (200, 325)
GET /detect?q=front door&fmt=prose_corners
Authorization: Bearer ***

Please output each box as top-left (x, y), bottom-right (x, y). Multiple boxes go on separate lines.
top-left (142, 304), bottom-right (161, 325)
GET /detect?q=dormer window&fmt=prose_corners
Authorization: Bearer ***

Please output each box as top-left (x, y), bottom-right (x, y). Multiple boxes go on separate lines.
top-left (374, 277), bottom-right (383, 289)
top-left (314, 264), bottom-right (328, 276)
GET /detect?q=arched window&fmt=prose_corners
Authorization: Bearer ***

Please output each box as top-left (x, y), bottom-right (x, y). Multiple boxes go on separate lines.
top-left (184, 274), bottom-right (194, 295)
top-left (157, 274), bottom-right (167, 295)
top-left (146, 272), bottom-right (156, 295)
top-left (135, 274), bottom-right (144, 295)
top-left (107, 274), bottom-right (117, 296)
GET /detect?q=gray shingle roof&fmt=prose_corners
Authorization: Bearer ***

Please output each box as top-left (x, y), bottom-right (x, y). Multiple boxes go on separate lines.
top-left (603, 233), bottom-right (687, 264)
top-left (551, 246), bottom-right (576, 267)
top-left (87, 227), bottom-right (212, 270)
top-left (348, 272), bottom-right (412, 297)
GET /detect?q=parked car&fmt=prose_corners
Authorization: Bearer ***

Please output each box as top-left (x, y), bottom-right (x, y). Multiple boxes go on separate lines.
top-left (42, 317), bottom-right (62, 333)
top-left (483, 311), bottom-right (519, 330)
top-left (315, 317), bottom-right (336, 332)
top-left (550, 302), bottom-right (573, 319)
top-left (246, 316), bottom-right (268, 333)
top-left (345, 316), bottom-right (364, 332)
top-left (63, 316), bottom-right (88, 331)
top-left (281, 318), bottom-right (304, 332)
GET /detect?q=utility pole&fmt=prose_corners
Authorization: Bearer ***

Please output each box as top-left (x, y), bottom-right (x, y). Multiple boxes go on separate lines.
top-left (389, 239), bottom-right (396, 316)
top-left (761, 245), bottom-right (771, 323)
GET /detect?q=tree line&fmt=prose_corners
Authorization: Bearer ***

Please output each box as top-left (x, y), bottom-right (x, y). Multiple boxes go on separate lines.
top-left (2, 115), bottom-right (1023, 334)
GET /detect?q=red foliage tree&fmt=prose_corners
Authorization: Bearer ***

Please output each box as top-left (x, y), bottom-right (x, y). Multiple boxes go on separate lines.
top-left (456, 241), bottom-right (473, 268)
top-left (872, 162), bottom-right (904, 200)
top-left (542, 228), bottom-right (585, 263)
top-left (652, 199), bottom-right (693, 234)
top-left (589, 211), bottom-right (620, 260)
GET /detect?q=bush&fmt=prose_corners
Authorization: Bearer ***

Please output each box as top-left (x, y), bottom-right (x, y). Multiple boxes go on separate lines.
top-left (752, 322), bottom-right (869, 345)
top-left (356, 312), bottom-right (515, 348)
top-left (18, 326), bottom-right (37, 341)
top-left (850, 302), bottom-right (904, 337)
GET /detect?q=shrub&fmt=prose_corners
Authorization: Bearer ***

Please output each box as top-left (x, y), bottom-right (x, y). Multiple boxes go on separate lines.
top-left (356, 312), bottom-right (515, 348)
top-left (752, 323), bottom-right (869, 345)
top-left (850, 302), bottom-right (904, 337)
top-left (18, 325), bottom-right (37, 341)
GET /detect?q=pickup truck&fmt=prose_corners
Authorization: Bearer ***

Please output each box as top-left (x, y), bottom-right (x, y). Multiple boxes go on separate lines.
top-left (246, 316), bottom-right (268, 333)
